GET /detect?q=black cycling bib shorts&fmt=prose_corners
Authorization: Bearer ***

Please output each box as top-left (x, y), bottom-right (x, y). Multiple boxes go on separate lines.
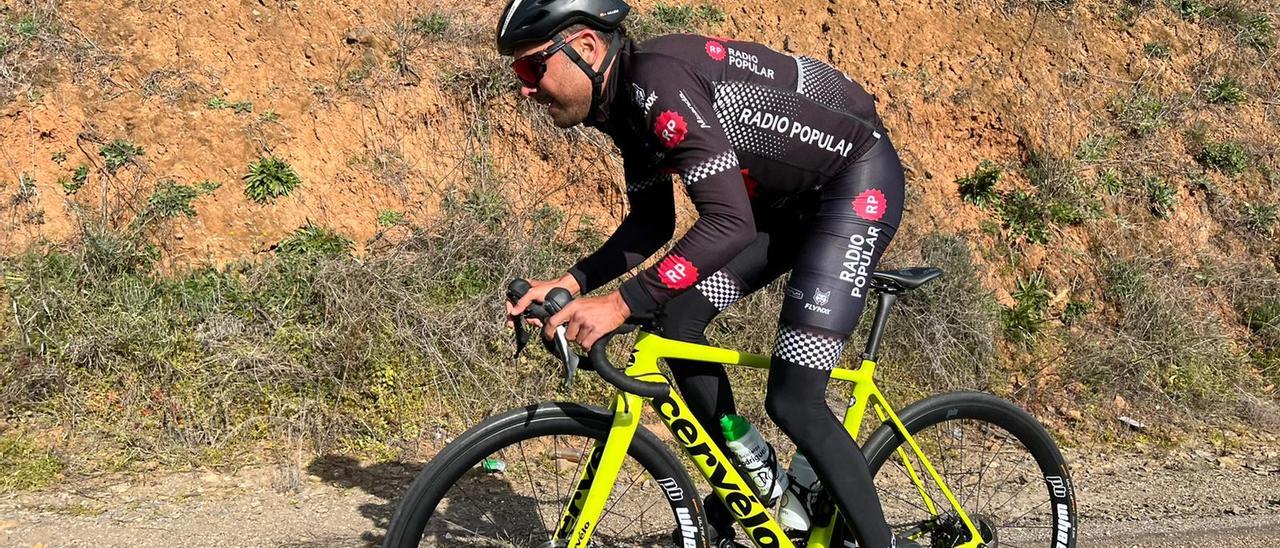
top-left (565, 33), bottom-right (906, 547)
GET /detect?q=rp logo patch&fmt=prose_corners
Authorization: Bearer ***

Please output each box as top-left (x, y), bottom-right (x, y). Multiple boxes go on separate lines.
top-left (658, 254), bottom-right (699, 290)
top-left (705, 40), bottom-right (726, 61)
top-left (852, 189), bottom-right (888, 222)
top-left (654, 110), bottom-right (688, 149)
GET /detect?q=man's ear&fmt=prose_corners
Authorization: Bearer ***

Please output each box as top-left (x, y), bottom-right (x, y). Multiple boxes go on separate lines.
top-left (578, 31), bottom-right (603, 68)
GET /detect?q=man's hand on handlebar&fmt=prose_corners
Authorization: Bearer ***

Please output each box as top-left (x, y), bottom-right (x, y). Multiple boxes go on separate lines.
top-left (543, 291), bottom-right (632, 349)
top-left (505, 274), bottom-right (581, 329)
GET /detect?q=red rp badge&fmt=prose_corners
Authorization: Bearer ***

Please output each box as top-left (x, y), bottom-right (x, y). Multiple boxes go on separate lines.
top-left (653, 110), bottom-right (688, 149)
top-left (657, 254), bottom-right (699, 290)
top-left (705, 40), bottom-right (727, 61)
top-left (852, 189), bottom-right (888, 222)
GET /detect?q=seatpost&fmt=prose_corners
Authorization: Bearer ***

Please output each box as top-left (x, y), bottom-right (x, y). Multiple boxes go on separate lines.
top-left (860, 291), bottom-right (898, 362)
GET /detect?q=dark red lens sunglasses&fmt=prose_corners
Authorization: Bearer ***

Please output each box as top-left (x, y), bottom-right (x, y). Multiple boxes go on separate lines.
top-left (510, 30), bottom-right (590, 88)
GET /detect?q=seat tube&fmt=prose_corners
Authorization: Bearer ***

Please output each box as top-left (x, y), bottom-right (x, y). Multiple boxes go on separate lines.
top-left (560, 390), bottom-right (645, 547)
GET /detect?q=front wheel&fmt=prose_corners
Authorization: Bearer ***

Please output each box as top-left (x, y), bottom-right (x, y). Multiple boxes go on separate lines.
top-left (849, 391), bottom-right (1077, 547)
top-left (384, 402), bottom-right (708, 547)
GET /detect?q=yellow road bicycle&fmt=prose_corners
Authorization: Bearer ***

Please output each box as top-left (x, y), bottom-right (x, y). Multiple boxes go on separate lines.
top-left (384, 268), bottom-right (1077, 547)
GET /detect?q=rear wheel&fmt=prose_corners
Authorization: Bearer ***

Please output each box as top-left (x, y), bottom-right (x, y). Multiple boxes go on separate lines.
top-left (384, 402), bottom-right (708, 547)
top-left (835, 391), bottom-right (1077, 547)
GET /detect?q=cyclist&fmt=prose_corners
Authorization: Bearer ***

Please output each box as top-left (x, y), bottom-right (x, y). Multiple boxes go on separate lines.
top-left (499, 1), bottom-right (909, 546)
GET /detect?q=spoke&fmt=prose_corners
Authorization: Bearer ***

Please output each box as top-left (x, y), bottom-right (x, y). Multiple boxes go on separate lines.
top-left (977, 457), bottom-right (1040, 517)
top-left (516, 439), bottom-right (551, 542)
top-left (600, 465), bottom-right (647, 531)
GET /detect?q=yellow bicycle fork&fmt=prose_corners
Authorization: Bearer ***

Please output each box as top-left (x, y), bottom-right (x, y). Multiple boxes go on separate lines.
top-left (552, 331), bottom-right (984, 548)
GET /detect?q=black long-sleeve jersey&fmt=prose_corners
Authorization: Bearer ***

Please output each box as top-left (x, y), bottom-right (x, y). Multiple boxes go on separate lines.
top-left (567, 33), bottom-right (885, 317)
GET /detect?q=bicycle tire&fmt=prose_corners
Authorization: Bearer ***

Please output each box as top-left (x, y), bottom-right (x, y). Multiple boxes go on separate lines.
top-left (384, 402), bottom-right (709, 547)
top-left (830, 391), bottom-right (1076, 548)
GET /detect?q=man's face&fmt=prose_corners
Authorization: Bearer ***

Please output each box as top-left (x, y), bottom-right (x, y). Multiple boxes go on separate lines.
top-left (512, 32), bottom-right (601, 128)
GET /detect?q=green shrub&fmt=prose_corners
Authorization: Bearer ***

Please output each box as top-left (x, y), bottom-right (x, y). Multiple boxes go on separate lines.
top-left (1098, 169), bottom-right (1126, 195)
top-left (630, 2), bottom-right (726, 41)
top-left (1062, 299), bottom-right (1093, 326)
top-left (1076, 134), bottom-right (1119, 163)
top-left (1195, 140), bottom-right (1249, 176)
top-left (276, 223), bottom-right (352, 260)
top-left (412, 13), bottom-right (450, 37)
top-left (0, 434), bottom-right (62, 492)
top-left (206, 97), bottom-right (230, 109)
top-left (98, 139), bottom-right (144, 172)
top-left (997, 189), bottom-right (1051, 244)
top-left (1247, 301), bottom-right (1280, 335)
top-left (143, 181), bottom-right (200, 220)
top-left (1240, 202), bottom-right (1277, 236)
top-left (1203, 77), bottom-right (1246, 104)
top-left (1168, 0), bottom-right (1206, 19)
top-left (1143, 42), bottom-right (1171, 58)
top-left (377, 209), bottom-right (405, 227)
top-left (1145, 178), bottom-right (1178, 219)
top-left (243, 156), bottom-right (302, 204)
top-left (956, 160), bottom-right (1002, 207)
top-left (1109, 88), bottom-right (1168, 136)
top-left (1002, 273), bottom-right (1051, 346)
top-left (61, 164), bottom-right (88, 194)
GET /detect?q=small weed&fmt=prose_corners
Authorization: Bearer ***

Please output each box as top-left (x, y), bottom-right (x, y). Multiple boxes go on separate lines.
top-left (1203, 77), bottom-right (1246, 104)
top-left (956, 160), bottom-right (1002, 207)
top-left (412, 13), bottom-right (449, 37)
top-left (196, 180), bottom-right (222, 194)
top-left (260, 110), bottom-right (279, 122)
top-left (0, 434), bottom-right (62, 492)
top-left (1143, 42), bottom-right (1171, 58)
top-left (208, 97), bottom-right (252, 113)
top-left (997, 189), bottom-right (1051, 244)
top-left (1062, 299), bottom-right (1094, 326)
top-left (62, 164), bottom-right (89, 194)
top-left (1247, 301), bottom-right (1280, 335)
top-left (276, 223), bottom-right (352, 260)
top-left (1168, 0), bottom-right (1206, 19)
top-left (1195, 140), bottom-right (1249, 176)
top-left (1048, 200), bottom-right (1087, 225)
top-left (1146, 178), bottom-right (1178, 219)
top-left (98, 139), bottom-right (144, 173)
top-left (1002, 273), bottom-right (1050, 346)
top-left (1109, 88), bottom-right (1168, 136)
top-left (243, 156), bottom-right (302, 204)
top-left (377, 209), bottom-right (405, 227)
top-left (1098, 169), bottom-right (1126, 195)
top-left (51, 151), bottom-right (66, 164)
top-left (1077, 134), bottom-right (1119, 163)
top-left (1242, 14), bottom-right (1275, 51)
top-left (1241, 202), bottom-right (1277, 236)
top-left (143, 180), bottom-right (200, 220)
top-left (631, 2), bottom-right (726, 41)
top-left (13, 173), bottom-right (37, 204)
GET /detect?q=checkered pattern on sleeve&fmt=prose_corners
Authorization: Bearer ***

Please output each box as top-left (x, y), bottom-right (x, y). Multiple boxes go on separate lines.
top-left (773, 324), bottom-right (847, 370)
top-left (695, 270), bottom-right (744, 311)
top-left (627, 172), bottom-right (670, 193)
top-left (680, 150), bottom-right (738, 186)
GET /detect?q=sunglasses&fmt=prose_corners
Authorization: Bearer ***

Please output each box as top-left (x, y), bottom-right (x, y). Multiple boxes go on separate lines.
top-left (510, 30), bottom-right (591, 88)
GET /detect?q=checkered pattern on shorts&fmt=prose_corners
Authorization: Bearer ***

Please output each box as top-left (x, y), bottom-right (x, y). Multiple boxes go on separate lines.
top-left (680, 150), bottom-right (738, 186)
top-left (773, 324), bottom-right (847, 370)
top-left (695, 270), bottom-right (743, 311)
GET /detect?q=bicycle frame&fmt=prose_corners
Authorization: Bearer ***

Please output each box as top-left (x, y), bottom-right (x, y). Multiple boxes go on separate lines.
top-left (551, 329), bottom-right (986, 548)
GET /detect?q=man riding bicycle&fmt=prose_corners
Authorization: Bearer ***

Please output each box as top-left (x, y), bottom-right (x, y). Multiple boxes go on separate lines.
top-left (498, 1), bottom-right (908, 546)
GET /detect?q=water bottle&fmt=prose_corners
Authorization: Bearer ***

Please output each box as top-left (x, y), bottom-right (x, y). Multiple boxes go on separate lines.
top-left (720, 414), bottom-right (788, 505)
top-left (778, 451), bottom-right (821, 530)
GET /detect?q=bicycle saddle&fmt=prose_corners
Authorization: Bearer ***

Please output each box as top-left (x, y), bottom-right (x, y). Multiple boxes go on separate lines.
top-left (870, 267), bottom-right (944, 293)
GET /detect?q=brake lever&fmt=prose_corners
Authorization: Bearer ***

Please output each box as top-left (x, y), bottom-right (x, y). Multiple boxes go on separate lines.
top-left (553, 325), bottom-right (579, 390)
